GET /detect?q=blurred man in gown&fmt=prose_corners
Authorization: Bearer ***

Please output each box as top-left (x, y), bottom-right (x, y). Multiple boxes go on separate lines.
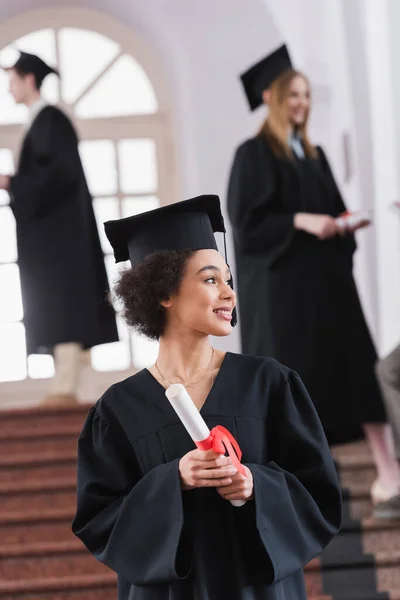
top-left (0, 51), bottom-right (118, 405)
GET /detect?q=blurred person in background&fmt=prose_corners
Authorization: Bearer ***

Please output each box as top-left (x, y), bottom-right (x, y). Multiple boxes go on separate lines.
top-left (0, 51), bottom-right (118, 405)
top-left (227, 44), bottom-right (400, 517)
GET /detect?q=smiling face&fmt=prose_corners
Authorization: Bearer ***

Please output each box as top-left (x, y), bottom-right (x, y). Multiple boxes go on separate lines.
top-left (286, 74), bottom-right (310, 128)
top-left (162, 249), bottom-right (236, 338)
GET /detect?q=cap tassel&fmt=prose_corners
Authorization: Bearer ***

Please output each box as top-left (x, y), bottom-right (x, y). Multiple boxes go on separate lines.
top-left (223, 232), bottom-right (237, 327)
top-left (228, 275), bottom-right (238, 328)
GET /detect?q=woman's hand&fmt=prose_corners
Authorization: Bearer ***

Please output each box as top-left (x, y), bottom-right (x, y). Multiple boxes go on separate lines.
top-left (294, 213), bottom-right (339, 240)
top-left (216, 465), bottom-right (254, 502)
top-left (346, 218), bottom-right (371, 234)
top-left (179, 449), bottom-right (237, 490)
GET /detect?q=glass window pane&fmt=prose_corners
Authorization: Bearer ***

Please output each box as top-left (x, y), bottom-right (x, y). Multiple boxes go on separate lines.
top-left (91, 315), bottom-right (130, 371)
top-left (28, 354), bottom-right (55, 379)
top-left (122, 195), bottom-right (160, 218)
top-left (93, 197), bottom-right (120, 253)
top-left (0, 206), bottom-right (17, 263)
top-left (79, 140), bottom-right (117, 196)
top-left (0, 322), bottom-right (27, 381)
top-left (75, 54), bottom-right (157, 119)
top-left (0, 264), bottom-right (23, 322)
top-left (0, 191), bottom-right (10, 206)
top-left (131, 332), bottom-right (159, 369)
top-left (0, 150), bottom-right (14, 204)
top-left (0, 149), bottom-right (15, 204)
top-left (118, 139), bottom-right (157, 194)
top-left (0, 148), bottom-right (15, 175)
top-left (59, 28), bottom-right (120, 104)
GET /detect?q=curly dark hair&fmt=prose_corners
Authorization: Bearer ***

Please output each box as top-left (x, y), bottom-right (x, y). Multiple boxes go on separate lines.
top-left (113, 250), bottom-right (196, 340)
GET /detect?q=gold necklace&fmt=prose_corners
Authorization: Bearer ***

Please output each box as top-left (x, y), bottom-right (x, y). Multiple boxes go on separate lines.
top-left (155, 347), bottom-right (215, 389)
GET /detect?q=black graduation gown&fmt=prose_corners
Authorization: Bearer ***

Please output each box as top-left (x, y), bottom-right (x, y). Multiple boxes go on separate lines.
top-left (227, 136), bottom-right (386, 444)
top-left (72, 352), bottom-right (341, 600)
top-left (9, 105), bottom-right (118, 354)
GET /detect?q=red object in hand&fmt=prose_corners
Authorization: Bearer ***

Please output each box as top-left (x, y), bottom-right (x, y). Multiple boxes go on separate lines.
top-left (196, 425), bottom-right (247, 477)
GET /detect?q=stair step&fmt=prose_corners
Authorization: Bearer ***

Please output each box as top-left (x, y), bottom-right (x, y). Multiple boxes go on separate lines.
top-left (0, 489), bottom-right (76, 513)
top-left (0, 591), bottom-right (116, 600)
top-left (0, 572), bottom-right (116, 598)
top-left (0, 548), bottom-right (108, 581)
top-left (0, 506), bottom-right (75, 525)
top-left (306, 550), bottom-right (400, 570)
top-left (0, 423), bottom-right (82, 441)
top-left (342, 486), bottom-right (372, 520)
top-left (306, 559), bottom-right (400, 595)
top-left (0, 476), bottom-right (76, 494)
top-left (0, 450), bottom-right (76, 468)
top-left (0, 406), bottom-right (89, 435)
top-left (0, 462), bottom-right (76, 485)
top-left (331, 440), bottom-right (370, 460)
top-left (340, 467), bottom-right (376, 488)
top-left (347, 518), bottom-right (400, 553)
top-left (0, 404), bottom-right (90, 420)
top-left (305, 551), bottom-right (400, 595)
top-left (0, 437), bottom-right (78, 456)
top-left (0, 540), bottom-right (82, 557)
top-left (332, 441), bottom-right (377, 488)
top-left (0, 508), bottom-right (75, 545)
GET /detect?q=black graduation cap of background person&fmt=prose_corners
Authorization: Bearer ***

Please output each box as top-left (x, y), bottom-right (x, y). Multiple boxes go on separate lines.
top-left (5, 51), bottom-right (59, 87)
top-left (104, 194), bottom-right (237, 326)
top-left (240, 43), bottom-right (293, 111)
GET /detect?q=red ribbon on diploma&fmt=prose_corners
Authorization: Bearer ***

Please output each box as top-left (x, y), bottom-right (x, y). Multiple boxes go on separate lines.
top-left (195, 425), bottom-right (247, 477)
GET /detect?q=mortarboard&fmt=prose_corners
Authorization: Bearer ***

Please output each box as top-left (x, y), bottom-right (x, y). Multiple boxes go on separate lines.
top-left (4, 51), bottom-right (59, 87)
top-left (240, 44), bottom-right (292, 111)
top-left (105, 195), bottom-right (226, 266)
top-left (105, 194), bottom-right (237, 326)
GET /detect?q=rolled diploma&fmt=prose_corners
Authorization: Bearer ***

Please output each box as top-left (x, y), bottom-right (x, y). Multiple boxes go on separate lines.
top-left (336, 211), bottom-right (371, 230)
top-left (165, 383), bottom-right (246, 507)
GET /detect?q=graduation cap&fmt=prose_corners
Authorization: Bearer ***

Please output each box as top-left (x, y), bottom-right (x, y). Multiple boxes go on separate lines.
top-left (240, 44), bottom-right (293, 111)
top-left (105, 194), bottom-right (237, 326)
top-left (4, 51), bottom-right (59, 87)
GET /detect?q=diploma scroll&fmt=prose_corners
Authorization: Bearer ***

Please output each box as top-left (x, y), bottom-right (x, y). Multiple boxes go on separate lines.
top-left (165, 383), bottom-right (247, 507)
top-left (336, 211), bottom-right (372, 231)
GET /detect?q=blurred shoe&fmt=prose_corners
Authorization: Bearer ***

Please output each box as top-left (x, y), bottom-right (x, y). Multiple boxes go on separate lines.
top-left (373, 495), bottom-right (400, 520)
top-left (41, 394), bottom-right (78, 406)
top-left (371, 479), bottom-right (400, 519)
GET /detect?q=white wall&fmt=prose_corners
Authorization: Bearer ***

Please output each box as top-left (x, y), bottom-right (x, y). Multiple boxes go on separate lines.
top-left (340, 0), bottom-right (400, 355)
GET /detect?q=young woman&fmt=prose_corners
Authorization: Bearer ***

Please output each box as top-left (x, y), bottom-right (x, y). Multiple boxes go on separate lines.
top-left (228, 44), bottom-right (400, 515)
top-left (72, 195), bottom-right (341, 600)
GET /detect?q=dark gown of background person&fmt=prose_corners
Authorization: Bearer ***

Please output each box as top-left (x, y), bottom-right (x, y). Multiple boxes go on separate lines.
top-left (227, 136), bottom-right (386, 444)
top-left (9, 105), bottom-right (118, 354)
top-left (73, 352), bottom-right (341, 600)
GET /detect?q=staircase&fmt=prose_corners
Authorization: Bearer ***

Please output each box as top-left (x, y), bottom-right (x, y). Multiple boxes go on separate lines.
top-left (1, 407), bottom-right (400, 599)
top-left (305, 440), bottom-right (400, 600)
top-left (0, 405), bottom-right (117, 599)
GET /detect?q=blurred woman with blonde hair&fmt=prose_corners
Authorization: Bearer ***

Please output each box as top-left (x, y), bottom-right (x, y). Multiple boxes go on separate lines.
top-left (228, 44), bottom-right (400, 517)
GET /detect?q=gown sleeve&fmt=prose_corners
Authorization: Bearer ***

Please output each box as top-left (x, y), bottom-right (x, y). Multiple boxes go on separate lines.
top-left (227, 139), bottom-right (296, 266)
top-left (241, 369), bottom-right (342, 583)
top-left (72, 403), bottom-right (192, 586)
top-left (9, 109), bottom-right (80, 221)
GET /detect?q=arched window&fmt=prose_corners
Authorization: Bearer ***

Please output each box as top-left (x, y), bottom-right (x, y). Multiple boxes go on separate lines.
top-left (0, 10), bottom-right (175, 393)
